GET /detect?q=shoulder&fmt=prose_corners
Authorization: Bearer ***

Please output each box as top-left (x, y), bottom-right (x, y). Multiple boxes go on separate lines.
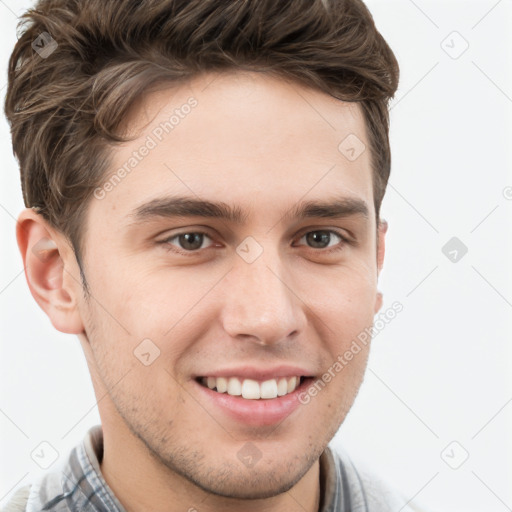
top-left (325, 445), bottom-right (428, 512)
top-left (0, 484), bottom-right (31, 512)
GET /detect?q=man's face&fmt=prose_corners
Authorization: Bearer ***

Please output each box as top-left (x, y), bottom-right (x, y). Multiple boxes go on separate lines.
top-left (74, 71), bottom-right (384, 498)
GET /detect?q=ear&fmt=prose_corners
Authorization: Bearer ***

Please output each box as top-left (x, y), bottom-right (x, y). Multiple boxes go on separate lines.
top-left (16, 208), bottom-right (85, 334)
top-left (374, 218), bottom-right (387, 315)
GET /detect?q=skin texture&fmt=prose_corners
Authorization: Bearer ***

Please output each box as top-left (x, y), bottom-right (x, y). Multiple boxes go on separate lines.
top-left (17, 71), bottom-right (386, 512)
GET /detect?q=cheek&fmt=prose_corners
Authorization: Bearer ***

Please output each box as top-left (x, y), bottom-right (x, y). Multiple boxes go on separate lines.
top-left (299, 267), bottom-right (376, 401)
top-left (80, 269), bottom-right (206, 393)
top-left (305, 263), bottom-right (377, 328)
top-left (85, 257), bottom-right (174, 332)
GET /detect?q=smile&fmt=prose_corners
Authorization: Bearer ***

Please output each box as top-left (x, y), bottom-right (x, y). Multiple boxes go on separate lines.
top-left (198, 376), bottom-right (304, 400)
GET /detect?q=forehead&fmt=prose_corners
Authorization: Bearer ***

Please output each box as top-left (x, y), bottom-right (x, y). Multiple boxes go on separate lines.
top-left (123, 70), bottom-right (366, 136)
top-left (90, 70), bottom-right (374, 230)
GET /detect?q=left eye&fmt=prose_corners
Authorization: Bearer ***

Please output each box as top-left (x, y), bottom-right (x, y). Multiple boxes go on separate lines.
top-left (296, 230), bottom-right (345, 250)
top-left (163, 232), bottom-right (214, 252)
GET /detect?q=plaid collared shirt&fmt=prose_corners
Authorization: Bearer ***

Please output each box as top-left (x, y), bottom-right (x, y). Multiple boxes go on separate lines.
top-left (3, 425), bottom-right (419, 512)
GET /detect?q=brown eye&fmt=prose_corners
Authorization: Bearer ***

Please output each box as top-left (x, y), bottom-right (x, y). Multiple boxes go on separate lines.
top-left (161, 232), bottom-right (214, 253)
top-left (176, 233), bottom-right (206, 251)
top-left (305, 231), bottom-right (333, 249)
top-left (297, 230), bottom-right (346, 251)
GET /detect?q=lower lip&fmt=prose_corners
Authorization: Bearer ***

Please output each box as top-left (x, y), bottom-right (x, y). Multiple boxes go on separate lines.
top-left (194, 378), bottom-right (314, 427)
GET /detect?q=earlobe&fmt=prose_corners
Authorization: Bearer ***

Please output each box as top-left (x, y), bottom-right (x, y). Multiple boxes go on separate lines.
top-left (16, 208), bottom-right (85, 335)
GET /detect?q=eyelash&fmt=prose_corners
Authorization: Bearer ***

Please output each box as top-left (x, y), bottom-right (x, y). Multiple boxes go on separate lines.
top-left (157, 229), bottom-right (351, 256)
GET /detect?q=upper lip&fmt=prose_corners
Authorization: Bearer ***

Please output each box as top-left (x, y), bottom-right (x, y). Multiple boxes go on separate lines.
top-left (196, 365), bottom-right (315, 381)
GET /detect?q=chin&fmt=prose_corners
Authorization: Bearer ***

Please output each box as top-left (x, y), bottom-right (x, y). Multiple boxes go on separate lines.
top-left (189, 464), bottom-right (309, 500)
top-left (161, 442), bottom-right (324, 501)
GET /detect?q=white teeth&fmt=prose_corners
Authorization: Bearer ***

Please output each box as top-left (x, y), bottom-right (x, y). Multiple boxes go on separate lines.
top-left (277, 378), bottom-right (288, 396)
top-left (242, 379), bottom-right (261, 399)
top-left (227, 377), bottom-right (242, 396)
top-left (201, 376), bottom-right (302, 399)
top-left (287, 376), bottom-right (297, 394)
top-left (260, 379), bottom-right (278, 399)
top-left (216, 377), bottom-right (228, 393)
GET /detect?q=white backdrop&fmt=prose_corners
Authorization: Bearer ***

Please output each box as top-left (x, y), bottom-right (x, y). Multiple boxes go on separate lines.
top-left (1, 1), bottom-right (511, 511)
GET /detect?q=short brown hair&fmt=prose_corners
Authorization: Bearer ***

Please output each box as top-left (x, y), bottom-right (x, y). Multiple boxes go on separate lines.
top-left (5, 0), bottom-right (399, 290)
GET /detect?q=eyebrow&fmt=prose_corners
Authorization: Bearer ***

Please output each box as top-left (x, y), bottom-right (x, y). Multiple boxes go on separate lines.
top-left (126, 194), bottom-right (369, 226)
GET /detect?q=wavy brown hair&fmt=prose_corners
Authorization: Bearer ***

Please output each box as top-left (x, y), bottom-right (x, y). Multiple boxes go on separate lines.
top-left (5, 0), bottom-right (399, 289)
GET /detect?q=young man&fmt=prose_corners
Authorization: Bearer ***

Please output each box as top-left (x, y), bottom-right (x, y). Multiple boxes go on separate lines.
top-left (2, 0), bottom-right (421, 510)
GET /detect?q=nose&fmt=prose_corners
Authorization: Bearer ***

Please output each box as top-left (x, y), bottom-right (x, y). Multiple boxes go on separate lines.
top-left (220, 246), bottom-right (305, 346)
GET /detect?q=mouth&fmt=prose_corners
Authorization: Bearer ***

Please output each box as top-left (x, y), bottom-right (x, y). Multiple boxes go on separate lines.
top-left (194, 372), bottom-right (316, 426)
top-left (195, 375), bottom-right (308, 400)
